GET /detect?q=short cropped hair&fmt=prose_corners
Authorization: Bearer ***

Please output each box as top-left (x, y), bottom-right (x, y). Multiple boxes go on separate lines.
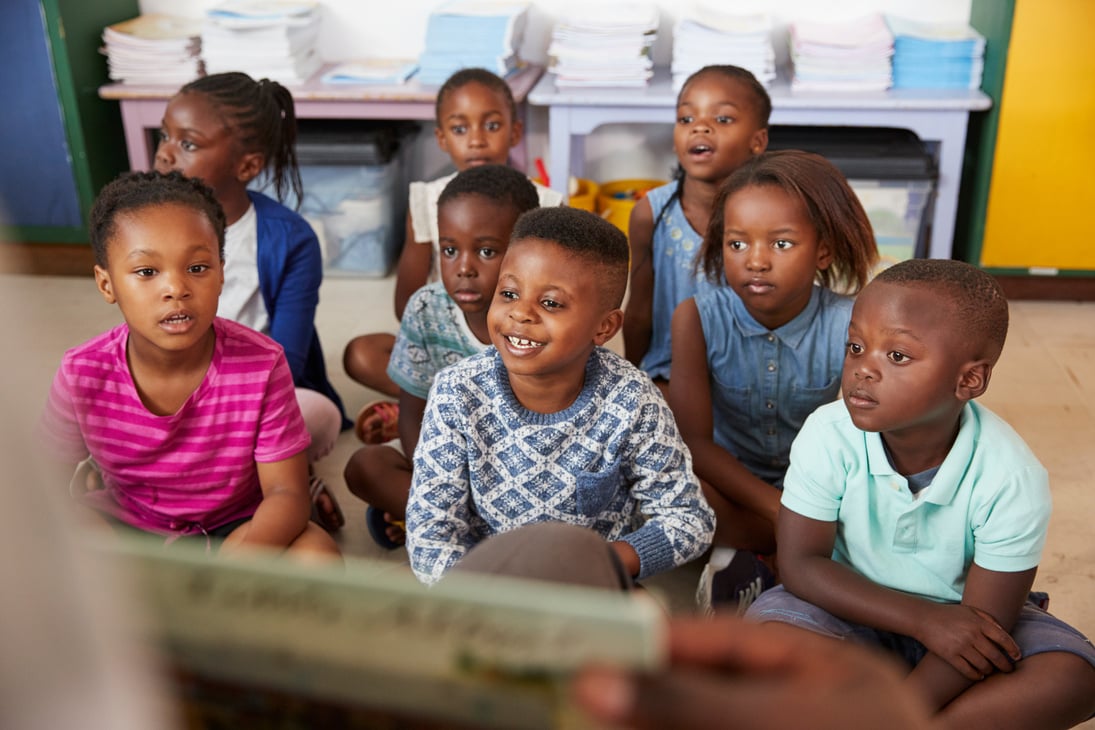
top-left (435, 68), bottom-right (517, 124)
top-left (875, 259), bottom-right (1009, 363)
top-left (89, 171), bottom-right (226, 267)
top-left (510, 207), bottom-right (629, 309)
top-left (437, 164), bottom-right (539, 215)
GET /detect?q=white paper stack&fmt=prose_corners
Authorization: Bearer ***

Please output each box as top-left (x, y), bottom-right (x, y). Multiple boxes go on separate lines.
top-left (201, 1), bottom-right (322, 85)
top-left (671, 2), bottom-right (775, 92)
top-left (548, 3), bottom-right (659, 88)
top-left (789, 14), bottom-right (894, 92)
top-left (888, 16), bottom-right (985, 90)
top-left (101, 14), bottom-right (203, 86)
top-left (416, 1), bottom-right (530, 86)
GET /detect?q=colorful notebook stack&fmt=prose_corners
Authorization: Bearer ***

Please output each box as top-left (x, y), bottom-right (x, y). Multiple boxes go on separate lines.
top-left (887, 16), bottom-right (985, 90)
top-left (415, 0), bottom-right (530, 86)
top-left (789, 14), bottom-right (894, 92)
top-left (671, 2), bottom-right (775, 92)
top-left (101, 14), bottom-right (203, 86)
top-left (547, 3), bottom-right (659, 88)
top-left (201, 0), bottom-right (321, 85)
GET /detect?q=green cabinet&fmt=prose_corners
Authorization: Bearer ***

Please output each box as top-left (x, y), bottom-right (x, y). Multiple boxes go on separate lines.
top-left (0, 0), bottom-right (137, 244)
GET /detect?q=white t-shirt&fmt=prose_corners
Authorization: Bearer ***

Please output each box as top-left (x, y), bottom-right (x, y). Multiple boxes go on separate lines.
top-left (218, 203), bottom-right (267, 333)
top-left (408, 172), bottom-right (564, 282)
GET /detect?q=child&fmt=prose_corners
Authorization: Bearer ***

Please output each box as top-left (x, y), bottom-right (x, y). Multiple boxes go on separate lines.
top-left (343, 67), bottom-right (563, 443)
top-left (39, 171), bottom-right (340, 558)
top-left (624, 65), bottom-right (771, 395)
top-left (342, 164), bottom-right (540, 548)
top-left (154, 71), bottom-right (347, 532)
top-left (746, 259), bottom-right (1095, 728)
top-left (669, 150), bottom-right (877, 612)
top-left (405, 206), bottom-right (715, 586)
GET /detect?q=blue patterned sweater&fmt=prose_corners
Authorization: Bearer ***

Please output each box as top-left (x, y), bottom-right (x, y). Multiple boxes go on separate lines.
top-left (406, 346), bottom-right (715, 585)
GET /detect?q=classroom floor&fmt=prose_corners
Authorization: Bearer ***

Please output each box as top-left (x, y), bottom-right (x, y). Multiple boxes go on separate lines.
top-left (6, 268), bottom-right (1094, 686)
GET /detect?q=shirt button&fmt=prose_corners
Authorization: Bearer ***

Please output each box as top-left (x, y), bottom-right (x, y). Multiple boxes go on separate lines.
top-left (767, 334), bottom-right (775, 343)
top-left (767, 362), bottom-right (777, 372)
top-left (766, 401), bottom-right (774, 409)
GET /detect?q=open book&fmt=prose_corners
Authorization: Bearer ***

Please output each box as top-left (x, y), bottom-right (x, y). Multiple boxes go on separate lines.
top-left (100, 536), bottom-right (665, 729)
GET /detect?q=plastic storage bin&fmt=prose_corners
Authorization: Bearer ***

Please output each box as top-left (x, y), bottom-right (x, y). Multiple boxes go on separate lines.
top-left (596, 178), bottom-right (665, 236)
top-left (261, 120), bottom-right (414, 277)
top-left (767, 126), bottom-right (937, 264)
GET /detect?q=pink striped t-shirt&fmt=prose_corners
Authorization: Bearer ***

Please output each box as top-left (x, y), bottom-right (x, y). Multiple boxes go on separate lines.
top-left (40, 317), bottom-right (310, 535)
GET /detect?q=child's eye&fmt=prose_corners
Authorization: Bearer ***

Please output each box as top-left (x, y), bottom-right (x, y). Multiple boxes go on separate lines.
top-left (846, 342), bottom-right (863, 355)
top-left (541, 298), bottom-right (561, 310)
top-left (188, 264), bottom-right (209, 274)
top-left (478, 248), bottom-right (498, 260)
top-left (888, 351), bottom-right (911, 364)
top-left (715, 115), bottom-right (734, 124)
top-left (773, 239), bottom-right (794, 250)
top-left (449, 124), bottom-right (467, 135)
top-left (725, 239), bottom-right (747, 251)
top-left (135, 267), bottom-right (156, 277)
top-left (498, 289), bottom-right (517, 300)
top-left (178, 139), bottom-right (197, 152)
top-left (157, 129), bottom-right (168, 143)
top-left (485, 121), bottom-right (503, 132)
top-left (677, 115), bottom-right (694, 125)
top-left (441, 246), bottom-right (457, 258)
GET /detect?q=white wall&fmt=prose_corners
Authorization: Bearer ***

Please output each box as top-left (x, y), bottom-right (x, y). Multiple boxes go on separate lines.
top-left (140, 0), bottom-right (972, 182)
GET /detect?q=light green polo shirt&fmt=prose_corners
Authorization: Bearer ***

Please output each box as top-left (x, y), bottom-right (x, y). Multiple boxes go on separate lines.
top-left (782, 400), bottom-right (1051, 603)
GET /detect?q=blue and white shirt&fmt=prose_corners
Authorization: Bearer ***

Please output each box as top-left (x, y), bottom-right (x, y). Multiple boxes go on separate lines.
top-left (406, 347), bottom-right (715, 585)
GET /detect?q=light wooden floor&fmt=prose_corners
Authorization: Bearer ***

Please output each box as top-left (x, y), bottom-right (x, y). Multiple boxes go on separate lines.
top-left (5, 269), bottom-right (1093, 713)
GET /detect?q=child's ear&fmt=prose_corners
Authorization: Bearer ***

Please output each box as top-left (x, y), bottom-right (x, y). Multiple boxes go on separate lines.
top-left (956, 360), bottom-right (994, 401)
top-left (593, 308), bottom-right (624, 346)
top-left (815, 239), bottom-right (834, 271)
top-left (94, 265), bottom-right (116, 304)
top-left (750, 128), bottom-right (769, 155)
top-left (235, 151), bottom-right (265, 184)
top-left (434, 125), bottom-right (450, 153)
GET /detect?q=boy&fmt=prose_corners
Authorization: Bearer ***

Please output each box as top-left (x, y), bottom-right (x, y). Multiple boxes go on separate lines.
top-left (343, 165), bottom-right (539, 548)
top-left (747, 259), bottom-right (1095, 727)
top-left (405, 207), bottom-right (715, 586)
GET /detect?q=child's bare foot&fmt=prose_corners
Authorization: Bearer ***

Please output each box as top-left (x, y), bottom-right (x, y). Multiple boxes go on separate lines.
top-left (354, 400), bottom-right (400, 444)
top-left (308, 476), bottom-right (344, 532)
top-left (366, 505), bottom-right (406, 549)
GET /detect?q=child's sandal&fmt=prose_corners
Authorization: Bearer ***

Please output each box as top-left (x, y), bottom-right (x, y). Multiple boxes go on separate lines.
top-left (354, 400), bottom-right (400, 445)
top-left (309, 476), bottom-right (345, 532)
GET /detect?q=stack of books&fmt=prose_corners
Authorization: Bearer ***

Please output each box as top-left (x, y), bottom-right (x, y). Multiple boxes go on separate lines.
top-left (101, 14), bottom-right (203, 86)
top-left (415, 0), bottom-right (530, 86)
top-left (671, 2), bottom-right (775, 92)
top-left (548, 3), bottom-right (659, 88)
top-left (789, 14), bottom-right (894, 92)
top-left (887, 16), bottom-right (986, 89)
top-left (201, 0), bottom-right (321, 85)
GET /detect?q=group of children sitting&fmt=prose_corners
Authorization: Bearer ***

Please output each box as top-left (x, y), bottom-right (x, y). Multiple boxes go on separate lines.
top-left (37, 63), bottom-right (1094, 727)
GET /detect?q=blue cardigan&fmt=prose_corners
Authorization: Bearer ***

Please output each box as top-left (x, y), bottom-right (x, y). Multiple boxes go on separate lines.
top-left (250, 191), bottom-right (349, 428)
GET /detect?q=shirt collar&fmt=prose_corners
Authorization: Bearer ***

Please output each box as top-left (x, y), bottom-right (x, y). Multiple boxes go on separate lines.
top-left (864, 402), bottom-right (978, 505)
top-left (729, 285), bottom-right (822, 349)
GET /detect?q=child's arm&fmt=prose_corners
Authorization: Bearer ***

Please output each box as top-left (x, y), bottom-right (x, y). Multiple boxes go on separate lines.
top-left (394, 210), bottom-right (431, 319)
top-left (669, 299), bottom-right (782, 531)
top-left (266, 219), bottom-right (323, 383)
top-left (404, 378), bottom-right (480, 584)
top-left (228, 450), bottom-right (312, 551)
top-left (397, 389), bottom-right (427, 457)
top-left (622, 197), bottom-right (655, 367)
top-left (905, 564), bottom-right (1033, 711)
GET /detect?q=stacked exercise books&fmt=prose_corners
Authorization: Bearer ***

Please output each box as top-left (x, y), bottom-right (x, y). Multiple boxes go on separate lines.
top-left (415, 0), bottom-right (530, 86)
top-left (789, 14), bottom-right (894, 92)
top-left (548, 3), bottom-right (659, 88)
top-left (671, 2), bottom-right (775, 92)
top-left (887, 16), bottom-right (986, 89)
top-left (101, 14), bottom-right (203, 86)
top-left (201, 0), bottom-right (322, 85)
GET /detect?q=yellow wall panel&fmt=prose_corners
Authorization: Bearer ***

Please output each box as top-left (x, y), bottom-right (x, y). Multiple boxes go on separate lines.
top-left (981, 0), bottom-right (1095, 270)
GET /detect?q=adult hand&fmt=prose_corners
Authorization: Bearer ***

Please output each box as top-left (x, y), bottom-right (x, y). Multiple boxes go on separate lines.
top-left (572, 615), bottom-right (930, 730)
top-left (914, 602), bottom-right (1020, 680)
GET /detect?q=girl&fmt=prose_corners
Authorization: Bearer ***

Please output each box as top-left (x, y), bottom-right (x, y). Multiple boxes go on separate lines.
top-left (343, 67), bottom-right (562, 444)
top-left (668, 150), bottom-right (877, 611)
top-left (154, 71), bottom-right (347, 532)
top-left (41, 171), bottom-right (340, 558)
top-left (624, 65), bottom-right (771, 395)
